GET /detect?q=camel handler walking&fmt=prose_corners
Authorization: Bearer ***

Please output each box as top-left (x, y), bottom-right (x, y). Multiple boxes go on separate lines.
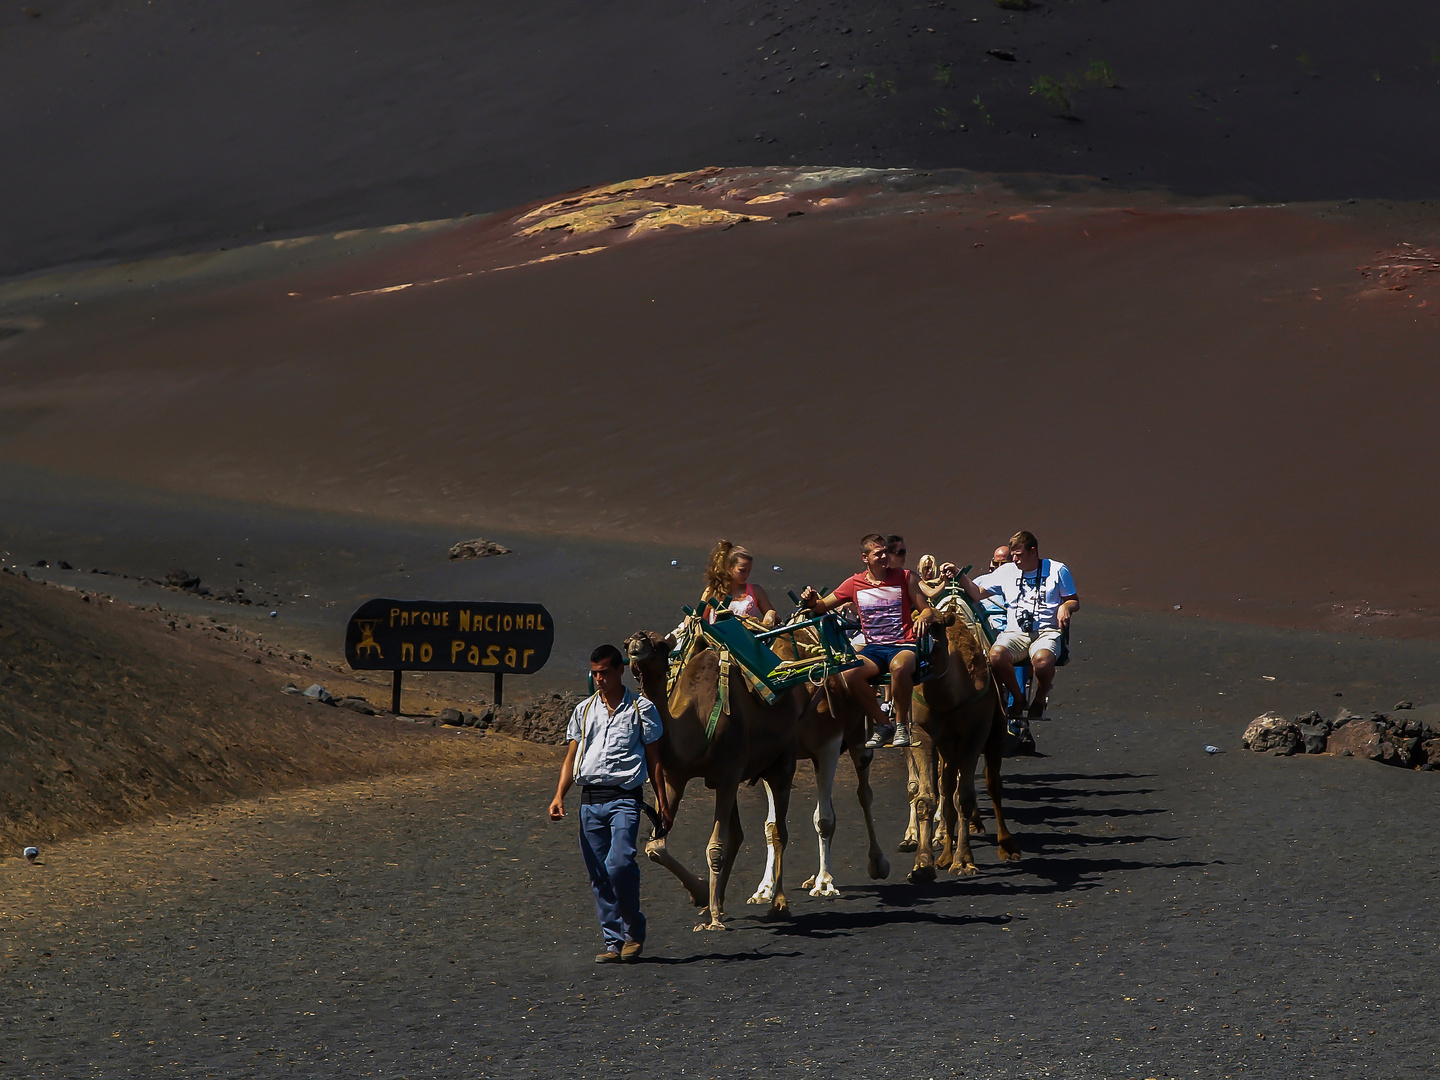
top-left (800, 533), bottom-right (943, 748)
top-left (548, 644), bottom-right (672, 964)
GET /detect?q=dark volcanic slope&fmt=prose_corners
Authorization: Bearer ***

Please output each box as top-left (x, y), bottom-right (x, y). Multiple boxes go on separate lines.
top-left (0, 571), bottom-right (505, 850)
top-left (5, 0), bottom-right (1440, 277)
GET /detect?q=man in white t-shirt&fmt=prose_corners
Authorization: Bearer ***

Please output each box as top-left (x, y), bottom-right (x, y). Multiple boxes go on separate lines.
top-left (950, 530), bottom-right (1078, 723)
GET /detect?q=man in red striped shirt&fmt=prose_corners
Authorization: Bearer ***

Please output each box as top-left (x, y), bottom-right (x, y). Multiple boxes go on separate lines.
top-left (800, 534), bottom-right (940, 748)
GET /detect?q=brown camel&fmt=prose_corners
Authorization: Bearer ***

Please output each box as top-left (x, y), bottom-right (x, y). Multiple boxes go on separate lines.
top-left (906, 612), bottom-right (1021, 882)
top-left (623, 628), bottom-right (805, 929)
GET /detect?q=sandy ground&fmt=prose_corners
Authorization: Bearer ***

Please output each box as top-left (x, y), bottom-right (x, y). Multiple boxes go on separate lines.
top-left (2, 173), bottom-right (1437, 636)
top-left (3, 608), bottom-right (1437, 1078)
top-left (4, 1), bottom-right (1440, 278)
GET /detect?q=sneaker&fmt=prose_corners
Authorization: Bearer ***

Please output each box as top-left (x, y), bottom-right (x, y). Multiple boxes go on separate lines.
top-left (620, 940), bottom-right (643, 962)
top-left (864, 723), bottom-right (896, 749)
top-left (891, 723), bottom-right (913, 747)
top-left (594, 949), bottom-right (623, 964)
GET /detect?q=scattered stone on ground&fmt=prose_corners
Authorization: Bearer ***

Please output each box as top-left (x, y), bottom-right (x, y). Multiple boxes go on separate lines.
top-left (163, 568), bottom-right (205, 593)
top-left (280, 682), bottom-right (577, 743)
top-left (1244, 708), bottom-right (1437, 770)
top-left (303, 683), bottom-right (336, 705)
top-left (1241, 713), bottom-right (1301, 755)
top-left (487, 693), bottom-right (583, 744)
top-left (447, 537), bottom-right (511, 561)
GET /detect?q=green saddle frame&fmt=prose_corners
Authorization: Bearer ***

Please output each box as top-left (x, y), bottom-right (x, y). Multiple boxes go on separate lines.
top-left (687, 604), bottom-right (863, 705)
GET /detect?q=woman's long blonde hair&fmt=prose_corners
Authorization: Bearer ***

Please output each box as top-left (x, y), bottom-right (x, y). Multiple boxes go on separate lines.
top-left (703, 539), bottom-right (752, 602)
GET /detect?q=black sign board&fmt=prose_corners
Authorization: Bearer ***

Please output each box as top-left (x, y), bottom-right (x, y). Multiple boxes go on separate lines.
top-left (344, 598), bottom-right (554, 712)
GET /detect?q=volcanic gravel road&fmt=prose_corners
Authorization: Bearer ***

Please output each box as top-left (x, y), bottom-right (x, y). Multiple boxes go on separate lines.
top-left (3, 614), bottom-right (1438, 1078)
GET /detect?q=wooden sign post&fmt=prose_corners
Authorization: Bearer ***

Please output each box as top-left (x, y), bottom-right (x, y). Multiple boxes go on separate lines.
top-left (344, 598), bottom-right (555, 714)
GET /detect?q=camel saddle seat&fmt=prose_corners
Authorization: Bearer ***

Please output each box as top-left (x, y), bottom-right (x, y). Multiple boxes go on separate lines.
top-left (687, 604), bottom-right (863, 706)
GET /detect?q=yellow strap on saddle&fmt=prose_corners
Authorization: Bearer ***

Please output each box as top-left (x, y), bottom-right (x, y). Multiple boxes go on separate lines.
top-left (705, 648), bottom-right (730, 745)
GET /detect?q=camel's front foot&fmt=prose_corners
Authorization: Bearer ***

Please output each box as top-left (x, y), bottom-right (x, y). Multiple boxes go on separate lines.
top-left (746, 882), bottom-right (775, 905)
top-left (951, 857), bottom-right (979, 877)
top-left (808, 873), bottom-right (841, 899)
top-left (997, 836), bottom-right (1022, 862)
top-left (693, 907), bottom-right (727, 931)
top-left (897, 835), bottom-right (918, 853)
top-left (868, 849), bottom-right (891, 880)
top-left (760, 894), bottom-right (791, 920)
top-left (968, 814), bottom-right (987, 835)
top-left (907, 862), bottom-right (937, 884)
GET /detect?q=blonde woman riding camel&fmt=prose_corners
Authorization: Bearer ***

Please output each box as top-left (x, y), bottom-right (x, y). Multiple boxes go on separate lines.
top-left (701, 541), bottom-right (778, 628)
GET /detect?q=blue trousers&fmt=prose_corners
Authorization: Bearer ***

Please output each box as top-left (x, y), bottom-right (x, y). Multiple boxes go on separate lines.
top-left (579, 797), bottom-right (645, 950)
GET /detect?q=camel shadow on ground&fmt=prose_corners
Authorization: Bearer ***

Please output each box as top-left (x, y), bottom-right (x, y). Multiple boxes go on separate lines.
top-left (981, 770), bottom-right (1162, 831)
top-left (637, 948), bottom-right (805, 965)
top-left (759, 902), bottom-right (1012, 940)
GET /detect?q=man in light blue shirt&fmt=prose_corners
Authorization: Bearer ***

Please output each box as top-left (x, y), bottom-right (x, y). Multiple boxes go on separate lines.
top-left (548, 644), bottom-right (670, 964)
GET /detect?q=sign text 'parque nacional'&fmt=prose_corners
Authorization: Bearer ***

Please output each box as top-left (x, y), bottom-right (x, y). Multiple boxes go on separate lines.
top-left (345, 598), bottom-right (555, 677)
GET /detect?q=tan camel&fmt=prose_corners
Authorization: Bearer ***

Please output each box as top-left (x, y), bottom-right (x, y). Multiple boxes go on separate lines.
top-left (623, 628), bottom-right (805, 929)
top-left (905, 613), bottom-right (1021, 882)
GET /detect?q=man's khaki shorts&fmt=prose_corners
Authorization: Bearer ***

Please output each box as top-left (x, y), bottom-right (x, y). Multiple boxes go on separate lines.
top-left (995, 629), bottom-right (1064, 665)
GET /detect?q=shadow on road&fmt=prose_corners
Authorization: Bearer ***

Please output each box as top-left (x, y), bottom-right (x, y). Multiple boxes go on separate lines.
top-left (764, 907), bottom-right (1012, 939)
top-left (640, 948), bottom-right (804, 965)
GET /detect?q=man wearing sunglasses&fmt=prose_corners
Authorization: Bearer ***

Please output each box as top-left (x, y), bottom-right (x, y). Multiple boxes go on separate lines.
top-left (801, 533), bottom-right (941, 748)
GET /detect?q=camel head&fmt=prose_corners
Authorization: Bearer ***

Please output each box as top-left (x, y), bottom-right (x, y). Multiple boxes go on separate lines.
top-left (623, 630), bottom-right (672, 682)
top-left (918, 609), bottom-right (956, 679)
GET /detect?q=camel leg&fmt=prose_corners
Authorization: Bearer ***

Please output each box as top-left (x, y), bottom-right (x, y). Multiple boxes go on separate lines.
top-left (968, 798), bottom-right (988, 837)
top-left (696, 784), bottom-right (741, 930)
top-left (747, 780), bottom-right (779, 904)
top-left (935, 752), bottom-right (958, 871)
top-left (715, 800), bottom-right (746, 915)
top-left (804, 735), bottom-right (844, 898)
top-left (899, 799), bottom-right (919, 852)
top-left (759, 767), bottom-right (792, 918)
top-left (645, 778), bottom-right (709, 910)
top-left (985, 738), bottom-right (1022, 862)
top-left (906, 741), bottom-right (939, 884)
top-left (850, 743), bottom-right (890, 880)
top-left (950, 754), bottom-right (980, 876)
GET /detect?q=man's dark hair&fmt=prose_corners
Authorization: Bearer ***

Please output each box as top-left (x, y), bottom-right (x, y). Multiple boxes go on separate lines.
top-left (1009, 530), bottom-right (1039, 553)
top-left (860, 533), bottom-right (887, 553)
top-left (886, 534), bottom-right (904, 550)
top-left (589, 643), bottom-right (625, 670)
